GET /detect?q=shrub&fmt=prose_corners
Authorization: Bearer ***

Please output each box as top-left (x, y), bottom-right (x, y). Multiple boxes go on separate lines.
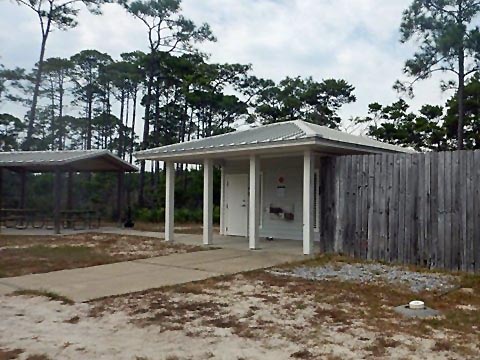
top-left (135, 206), bottom-right (220, 224)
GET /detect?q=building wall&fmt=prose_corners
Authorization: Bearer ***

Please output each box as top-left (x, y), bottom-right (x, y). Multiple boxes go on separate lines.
top-left (222, 156), bottom-right (321, 241)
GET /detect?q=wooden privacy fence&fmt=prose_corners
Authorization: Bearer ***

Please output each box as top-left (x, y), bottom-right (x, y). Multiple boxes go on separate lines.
top-left (319, 150), bottom-right (480, 273)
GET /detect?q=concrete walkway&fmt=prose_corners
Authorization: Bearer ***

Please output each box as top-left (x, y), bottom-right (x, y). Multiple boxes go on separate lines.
top-left (0, 244), bottom-right (303, 302)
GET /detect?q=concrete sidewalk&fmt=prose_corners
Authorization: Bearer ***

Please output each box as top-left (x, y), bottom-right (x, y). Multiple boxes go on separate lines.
top-left (0, 248), bottom-right (302, 302)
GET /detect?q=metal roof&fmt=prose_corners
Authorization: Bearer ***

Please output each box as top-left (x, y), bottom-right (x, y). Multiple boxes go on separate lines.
top-left (135, 120), bottom-right (413, 161)
top-left (0, 150), bottom-right (138, 172)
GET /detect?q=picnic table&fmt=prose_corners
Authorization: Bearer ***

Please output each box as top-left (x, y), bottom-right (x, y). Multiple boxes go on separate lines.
top-left (60, 210), bottom-right (100, 230)
top-left (0, 208), bottom-right (44, 229)
top-left (0, 208), bottom-right (100, 230)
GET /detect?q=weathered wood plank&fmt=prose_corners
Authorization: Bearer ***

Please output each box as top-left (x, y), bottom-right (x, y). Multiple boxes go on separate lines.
top-left (411, 154), bottom-right (419, 265)
top-left (424, 153), bottom-right (431, 268)
top-left (329, 157), bottom-right (338, 253)
top-left (430, 152), bottom-right (439, 269)
top-left (386, 154), bottom-right (394, 263)
top-left (367, 154), bottom-right (375, 261)
top-left (360, 156), bottom-right (369, 260)
top-left (332, 157), bottom-right (342, 253)
top-left (417, 154), bottom-right (425, 266)
top-left (379, 154), bottom-right (388, 261)
top-left (437, 152), bottom-right (445, 270)
top-left (350, 156), bottom-right (358, 257)
top-left (404, 154), bottom-right (413, 265)
top-left (445, 151), bottom-right (453, 270)
top-left (390, 154), bottom-right (400, 263)
top-left (398, 154), bottom-right (406, 264)
top-left (474, 151), bottom-right (480, 273)
top-left (354, 156), bottom-right (363, 258)
top-left (465, 151), bottom-right (474, 272)
top-left (343, 155), bottom-right (353, 255)
top-left (458, 151), bottom-right (466, 271)
top-left (372, 155), bottom-right (383, 261)
top-left (453, 151), bottom-right (462, 271)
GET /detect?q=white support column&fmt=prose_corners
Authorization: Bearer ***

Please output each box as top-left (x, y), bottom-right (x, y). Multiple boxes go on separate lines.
top-left (219, 166), bottom-right (225, 235)
top-left (303, 150), bottom-right (314, 255)
top-left (203, 158), bottom-right (214, 245)
top-left (249, 155), bottom-right (260, 250)
top-left (165, 161), bottom-right (175, 242)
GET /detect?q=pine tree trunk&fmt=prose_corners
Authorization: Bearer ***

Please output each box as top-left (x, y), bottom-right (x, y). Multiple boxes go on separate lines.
top-left (458, 47), bottom-right (465, 150)
top-left (130, 86), bottom-right (137, 164)
top-left (138, 68), bottom-right (154, 207)
top-left (24, 30), bottom-right (49, 150)
top-left (87, 86), bottom-right (93, 150)
top-left (119, 90), bottom-right (125, 158)
top-left (58, 78), bottom-right (64, 150)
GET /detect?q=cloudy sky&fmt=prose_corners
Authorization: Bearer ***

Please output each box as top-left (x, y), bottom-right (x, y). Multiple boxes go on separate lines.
top-left (0, 0), bottom-right (454, 132)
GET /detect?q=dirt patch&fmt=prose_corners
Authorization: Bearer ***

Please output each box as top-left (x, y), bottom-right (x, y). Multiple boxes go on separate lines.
top-left (0, 348), bottom-right (24, 360)
top-left (90, 266), bottom-right (480, 359)
top-left (0, 233), bottom-right (207, 277)
top-left (0, 294), bottom-right (297, 360)
top-left (2, 255), bottom-right (479, 359)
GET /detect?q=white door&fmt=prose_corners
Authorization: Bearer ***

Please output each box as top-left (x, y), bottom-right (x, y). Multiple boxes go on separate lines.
top-left (225, 174), bottom-right (249, 236)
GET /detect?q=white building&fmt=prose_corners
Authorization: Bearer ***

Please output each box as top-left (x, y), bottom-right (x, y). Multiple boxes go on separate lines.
top-left (135, 120), bottom-right (411, 255)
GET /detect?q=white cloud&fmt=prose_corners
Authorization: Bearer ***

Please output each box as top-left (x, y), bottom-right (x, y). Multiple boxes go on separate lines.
top-left (0, 0), bottom-right (455, 133)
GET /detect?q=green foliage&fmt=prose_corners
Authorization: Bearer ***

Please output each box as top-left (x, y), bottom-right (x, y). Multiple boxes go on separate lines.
top-left (15, 0), bottom-right (110, 31)
top-left (249, 76), bottom-right (356, 128)
top-left (359, 73), bottom-right (480, 150)
top-left (135, 206), bottom-right (220, 224)
top-left (0, 113), bottom-right (24, 150)
top-left (121, 0), bottom-right (215, 52)
top-left (14, 0), bottom-right (112, 149)
top-left (444, 74), bottom-right (480, 149)
top-left (398, 0), bottom-right (480, 89)
top-left (135, 207), bottom-right (165, 222)
top-left (397, 0), bottom-right (480, 148)
top-left (357, 100), bottom-right (448, 151)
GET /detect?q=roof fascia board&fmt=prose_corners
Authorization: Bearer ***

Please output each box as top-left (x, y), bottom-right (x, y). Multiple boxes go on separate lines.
top-left (136, 136), bottom-right (411, 162)
top-left (313, 137), bottom-right (413, 154)
top-left (135, 139), bottom-right (318, 161)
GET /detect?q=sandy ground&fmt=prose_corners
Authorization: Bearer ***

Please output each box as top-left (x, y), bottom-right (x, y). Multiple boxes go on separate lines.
top-left (0, 294), bottom-right (298, 360)
top-left (1, 267), bottom-right (478, 360)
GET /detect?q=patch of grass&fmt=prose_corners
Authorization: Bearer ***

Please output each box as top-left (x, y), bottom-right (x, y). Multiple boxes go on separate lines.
top-left (432, 339), bottom-right (453, 352)
top-left (165, 355), bottom-right (179, 360)
top-left (203, 315), bottom-right (239, 329)
top-left (365, 336), bottom-right (400, 357)
top-left (26, 355), bottom-right (50, 360)
top-left (12, 289), bottom-right (74, 305)
top-left (64, 315), bottom-right (80, 324)
top-left (290, 349), bottom-right (313, 359)
top-left (0, 245), bottom-right (114, 278)
top-left (0, 348), bottom-right (24, 360)
top-left (0, 233), bottom-right (210, 277)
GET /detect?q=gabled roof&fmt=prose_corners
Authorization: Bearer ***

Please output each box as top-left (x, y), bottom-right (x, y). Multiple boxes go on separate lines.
top-left (0, 150), bottom-right (138, 172)
top-left (135, 120), bottom-right (413, 162)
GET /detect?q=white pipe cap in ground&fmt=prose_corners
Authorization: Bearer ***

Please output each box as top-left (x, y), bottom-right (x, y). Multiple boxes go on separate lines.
top-left (409, 300), bottom-right (425, 310)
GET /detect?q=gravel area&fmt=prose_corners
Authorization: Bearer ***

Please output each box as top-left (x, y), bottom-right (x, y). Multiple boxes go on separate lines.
top-left (269, 263), bottom-right (458, 293)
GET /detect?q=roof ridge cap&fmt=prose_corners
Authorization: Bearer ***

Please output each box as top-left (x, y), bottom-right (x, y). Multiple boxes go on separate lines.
top-left (293, 120), bottom-right (317, 137)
